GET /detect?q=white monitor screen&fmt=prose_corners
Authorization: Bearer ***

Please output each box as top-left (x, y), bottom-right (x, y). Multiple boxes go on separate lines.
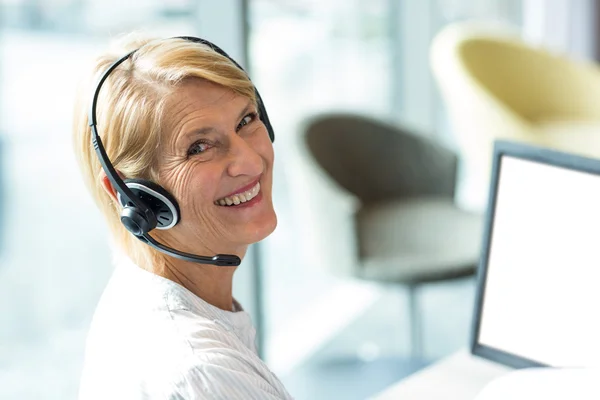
top-left (478, 155), bottom-right (600, 367)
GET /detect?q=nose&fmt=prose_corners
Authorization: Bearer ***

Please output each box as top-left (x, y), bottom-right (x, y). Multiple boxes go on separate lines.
top-left (226, 134), bottom-right (264, 178)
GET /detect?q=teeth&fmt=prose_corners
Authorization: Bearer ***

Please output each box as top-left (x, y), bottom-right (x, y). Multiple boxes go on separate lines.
top-left (215, 182), bottom-right (261, 206)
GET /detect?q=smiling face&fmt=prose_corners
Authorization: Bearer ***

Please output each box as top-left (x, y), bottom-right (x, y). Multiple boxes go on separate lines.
top-left (155, 78), bottom-right (277, 257)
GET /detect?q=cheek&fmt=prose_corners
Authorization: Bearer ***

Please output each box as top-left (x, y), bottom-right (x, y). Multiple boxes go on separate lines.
top-left (266, 144), bottom-right (275, 166)
top-left (256, 135), bottom-right (275, 171)
top-left (182, 176), bottom-right (219, 213)
top-left (164, 163), bottom-right (219, 217)
top-left (263, 144), bottom-right (275, 190)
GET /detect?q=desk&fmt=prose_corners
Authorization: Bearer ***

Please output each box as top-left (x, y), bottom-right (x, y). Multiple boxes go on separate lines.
top-left (371, 350), bottom-right (511, 399)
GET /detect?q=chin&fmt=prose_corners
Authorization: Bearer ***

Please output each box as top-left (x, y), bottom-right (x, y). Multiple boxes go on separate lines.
top-left (241, 212), bottom-right (278, 245)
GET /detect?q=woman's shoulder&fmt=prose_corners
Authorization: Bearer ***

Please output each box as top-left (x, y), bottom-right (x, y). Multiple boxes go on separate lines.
top-left (80, 349), bottom-right (292, 400)
top-left (85, 260), bottom-right (248, 352)
top-left (82, 259), bottom-right (261, 368)
top-left (80, 263), bottom-right (282, 398)
top-left (80, 299), bottom-right (293, 398)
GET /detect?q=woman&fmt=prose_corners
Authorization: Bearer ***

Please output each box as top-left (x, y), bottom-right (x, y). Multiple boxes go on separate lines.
top-left (73, 33), bottom-right (293, 399)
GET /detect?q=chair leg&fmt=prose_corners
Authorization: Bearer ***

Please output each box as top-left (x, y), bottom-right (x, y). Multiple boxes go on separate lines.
top-left (407, 284), bottom-right (423, 361)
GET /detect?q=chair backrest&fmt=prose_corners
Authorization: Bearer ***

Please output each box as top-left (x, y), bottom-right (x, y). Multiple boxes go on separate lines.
top-left (303, 113), bottom-right (457, 205)
top-left (452, 31), bottom-right (600, 122)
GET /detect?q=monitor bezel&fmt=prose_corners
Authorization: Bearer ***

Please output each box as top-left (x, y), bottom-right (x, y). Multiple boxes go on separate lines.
top-left (470, 140), bottom-right (600, 368)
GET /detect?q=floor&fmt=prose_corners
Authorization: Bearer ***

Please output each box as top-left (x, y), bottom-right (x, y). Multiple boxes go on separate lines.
top-left (283, 357), bottom-right (430, 400)
top-left (279, 277), bottom-right (475, 400)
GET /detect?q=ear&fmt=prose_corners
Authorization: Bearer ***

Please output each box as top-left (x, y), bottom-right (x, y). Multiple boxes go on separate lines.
top-left (99, 170), bottom-right (123, 204)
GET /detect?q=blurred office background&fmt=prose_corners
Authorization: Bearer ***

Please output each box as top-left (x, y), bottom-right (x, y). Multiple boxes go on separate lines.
top-left (1, 0), bottom-right (599, 399)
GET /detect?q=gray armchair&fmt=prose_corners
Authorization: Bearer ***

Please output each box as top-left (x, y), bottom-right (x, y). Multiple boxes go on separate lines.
top-left (304, 113), bottom-right (483, 360)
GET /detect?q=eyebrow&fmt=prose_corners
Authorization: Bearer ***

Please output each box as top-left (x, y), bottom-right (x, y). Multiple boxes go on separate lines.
top-left (182, 101), bottom-right (254, 141)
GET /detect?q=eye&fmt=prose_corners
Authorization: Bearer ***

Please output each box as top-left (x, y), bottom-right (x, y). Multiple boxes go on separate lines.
top-left (236, 112), bottom-right (258, 132)
top-left (188, 140), bottom-right (212, 156)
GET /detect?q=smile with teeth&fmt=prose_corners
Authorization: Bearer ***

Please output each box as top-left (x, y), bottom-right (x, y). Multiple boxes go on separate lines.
top-left (215, 182), bottom-right (261, 206)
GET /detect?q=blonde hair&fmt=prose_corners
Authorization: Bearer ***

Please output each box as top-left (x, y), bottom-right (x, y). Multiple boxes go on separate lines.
top-left (73, 33), bottom-right (257, 267)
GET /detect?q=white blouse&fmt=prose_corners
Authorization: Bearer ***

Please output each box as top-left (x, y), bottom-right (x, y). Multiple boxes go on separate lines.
top-left (78, 258), bottom-right (293, 400)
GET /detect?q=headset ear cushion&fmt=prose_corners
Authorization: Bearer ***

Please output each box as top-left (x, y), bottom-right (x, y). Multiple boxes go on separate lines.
top-left (118, 179), bottom-right (181, 230)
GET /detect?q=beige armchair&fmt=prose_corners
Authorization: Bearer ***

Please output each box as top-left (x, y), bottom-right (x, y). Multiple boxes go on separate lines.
top-left (431, 23), bottom-right (600, 208)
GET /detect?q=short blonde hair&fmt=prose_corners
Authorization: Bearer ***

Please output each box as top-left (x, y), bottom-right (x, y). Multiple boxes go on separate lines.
top-left (73, 33), bottom-right (257, 266)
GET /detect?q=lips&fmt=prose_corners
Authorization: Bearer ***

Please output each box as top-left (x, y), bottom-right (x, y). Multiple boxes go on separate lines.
top-left (214, 177), bottom-right (262, 206)
top-left (215, 181), bottom-right (261, 206)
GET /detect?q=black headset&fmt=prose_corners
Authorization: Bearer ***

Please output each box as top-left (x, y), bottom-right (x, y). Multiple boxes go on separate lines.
top-left (88, 36), bottom-right (274, 267)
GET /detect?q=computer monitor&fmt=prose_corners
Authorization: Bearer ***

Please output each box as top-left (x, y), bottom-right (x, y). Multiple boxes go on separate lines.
top-left (471, 140), bottom-right (600, 369)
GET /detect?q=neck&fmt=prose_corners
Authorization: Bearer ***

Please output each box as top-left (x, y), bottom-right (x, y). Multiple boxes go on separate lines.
top-left (133, 231), bottom-right (247, 311)
top-left (159, 257), bottom-right (238, 311)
